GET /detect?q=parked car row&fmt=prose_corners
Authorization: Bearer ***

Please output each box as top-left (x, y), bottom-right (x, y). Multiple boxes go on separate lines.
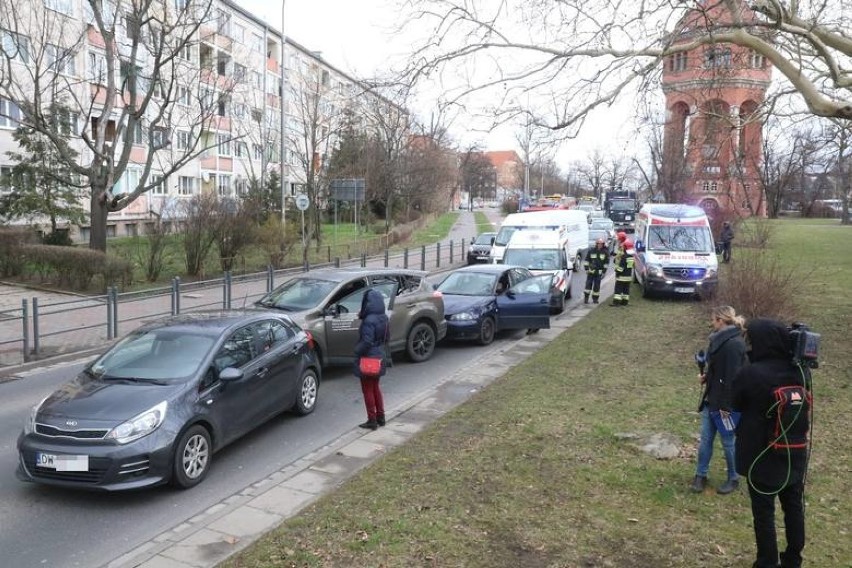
top-left (16, 264), bottom-right (556, 493)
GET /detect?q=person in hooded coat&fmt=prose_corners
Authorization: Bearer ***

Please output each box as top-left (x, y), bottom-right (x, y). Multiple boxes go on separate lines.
top-left (691, 305), bottom-right (747, 495)
top-left (354, 289), bottom-right (389, 430)
top-left (733, 318), bottom-right (808, 568)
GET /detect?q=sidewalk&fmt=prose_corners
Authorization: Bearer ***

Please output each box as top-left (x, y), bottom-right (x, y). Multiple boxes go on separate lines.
top-left (105, 284), bottom-right (614, 568)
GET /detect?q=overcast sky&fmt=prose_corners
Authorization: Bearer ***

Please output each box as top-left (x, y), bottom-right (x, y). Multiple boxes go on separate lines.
top-left (233, 0), bottom-right (635, 166)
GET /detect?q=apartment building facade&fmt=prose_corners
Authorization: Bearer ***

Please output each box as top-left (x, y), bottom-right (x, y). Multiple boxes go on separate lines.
top-left (0, 0), bottom-right (395, 243)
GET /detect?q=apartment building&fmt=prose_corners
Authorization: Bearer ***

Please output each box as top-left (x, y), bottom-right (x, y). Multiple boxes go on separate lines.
top-left (0, 0), bottom-right (397, 242)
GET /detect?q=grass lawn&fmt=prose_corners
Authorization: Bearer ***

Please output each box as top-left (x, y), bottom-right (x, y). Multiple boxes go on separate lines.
top-left (474, 211), bottom-right (493, 233)
top-left (221, 218), bottom-right (851, 568)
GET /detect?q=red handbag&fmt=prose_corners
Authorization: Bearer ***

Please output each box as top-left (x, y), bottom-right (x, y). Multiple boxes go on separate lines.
top-left (359, 357), bottom-right (382, 376)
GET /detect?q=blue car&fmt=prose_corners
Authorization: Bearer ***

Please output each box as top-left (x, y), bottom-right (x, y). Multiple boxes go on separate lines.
top-left (437, 265), bottom-right (552, 345)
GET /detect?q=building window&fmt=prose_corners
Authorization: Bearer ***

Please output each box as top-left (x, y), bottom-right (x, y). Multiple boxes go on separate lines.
top-left (106, 225), bottom-right (117, 238)
top-left (216, 9), bottom-right (231, 36)
top-left (217, 134), bottom-right (231, 156)
top-left (0, 98), bottom-right (22, 129)
top-left (151, 126), bottom-right (169, 149)
top-left (177, 86), bottom-right (192, 106)
top-left (176, 130), bottom-right (190, 150)
top-left (178, 42), bottom-right (193, 61)
top-left (87, 50), bottom-right (108, 83)
top-left (178, 176), bottom-right (196, 196)
top-left (750, 51), bottom-right (765, 69)
top-left (1, 29), bottom-right (29, 63)
top-left (173, 0), bottom-right (188, 10)
top-left (704, 47), bottom-right (731, 69)
top-left (125, 223), bottom-right (138, 237)
top-left (46, 44), bottom-right (76, 75)
top-left (232, 23), bottom-right (245, 43)
top-left (217, 95), bottom-right (229, 117)
top-left (250, 33), bottom-right (263, 54)
top-left (253, 143), bottom-right (262, 160)
top-left (235, 141), bottom-right (248, 157)
top-left (710, 182), bottom-right (718, 192)
top-left (217, 174), bottom-right (231, 197)
top-left (44, 0), bottom-right (74, 15)
top-left (151, 174), bottom-right (167, 195)
top-left (127, 121), bottom-right (144, 144)
top-left (235, 177), bottom-right (248, 196)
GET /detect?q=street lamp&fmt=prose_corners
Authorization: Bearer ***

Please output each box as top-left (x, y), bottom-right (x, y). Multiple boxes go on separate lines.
top-left (279, 0), bottom-right (287, 230)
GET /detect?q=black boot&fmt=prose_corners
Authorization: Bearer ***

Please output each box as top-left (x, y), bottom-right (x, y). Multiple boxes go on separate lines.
top-left (689, 475), bottom-right (708, 493)
top-left (359, 420), bottom-right (378, 431)
top-left (376, 414), bottom-right (386, 427)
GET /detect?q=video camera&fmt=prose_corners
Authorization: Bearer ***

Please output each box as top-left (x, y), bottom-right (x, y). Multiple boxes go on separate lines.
top-left (789, 323), bottom-right (820, 368)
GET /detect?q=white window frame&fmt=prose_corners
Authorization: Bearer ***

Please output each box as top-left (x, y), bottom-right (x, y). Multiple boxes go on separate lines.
top-left (87, 50), bottom-right (108, 84)
top-left (178, 175), bottom-right (196, 196)
top-left (217, 133), bottom-right (231, 156)
top-left (177, 85), bottom-right (192, 106)
top-left (0, 98), bottom-right (22, 129)
top-left (253, 143), bottom-right (262, 160)
top-left (44, 0), bottom-right (74, 16)
top-left (46, 44), bottom-right (77, 76)
top-left (176, 129), bottom-right (191, 151)
top-left (1, 29), bottom-right (29, 64)
top-left (151, 174), bottom-right (168, 195)
top-left (217, 173), bottom-right (231, 197)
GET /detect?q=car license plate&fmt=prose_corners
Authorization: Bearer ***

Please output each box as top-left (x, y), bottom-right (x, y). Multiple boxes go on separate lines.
top-left (35, 452), bottom-right (89, 472)
top-left (674, 287), bottom-right (694, 294)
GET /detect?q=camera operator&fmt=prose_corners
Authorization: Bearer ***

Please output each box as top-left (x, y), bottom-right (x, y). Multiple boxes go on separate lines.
top-left (733, 318), bottom-right (808, 568)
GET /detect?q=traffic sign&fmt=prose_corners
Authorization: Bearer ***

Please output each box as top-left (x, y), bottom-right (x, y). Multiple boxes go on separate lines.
top-left (294, 194), bottom-right (310, 211)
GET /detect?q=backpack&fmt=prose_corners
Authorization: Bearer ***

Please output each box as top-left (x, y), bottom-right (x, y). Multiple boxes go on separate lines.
top-left (768, 385), bottom-right (811, 452)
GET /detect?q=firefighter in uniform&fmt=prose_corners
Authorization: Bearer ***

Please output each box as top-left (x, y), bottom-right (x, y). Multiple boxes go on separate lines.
top-left (613, 231), bottom-right (628, 265)
top-left (612, 238), bottom-right (634, 306)
top-left (583, 238), bottom-right (610, 304)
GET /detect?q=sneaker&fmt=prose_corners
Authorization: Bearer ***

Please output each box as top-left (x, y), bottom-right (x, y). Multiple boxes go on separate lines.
top-left (689, 475), bottom-right (708, 493)
top-left (359, 420), bottom-right (378, 431)
top-left (716, 479), bottom-right (739, 495)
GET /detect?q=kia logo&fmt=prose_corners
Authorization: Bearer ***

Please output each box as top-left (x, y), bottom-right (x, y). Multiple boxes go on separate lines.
top-left (65, 420), bottom-right (78, 427)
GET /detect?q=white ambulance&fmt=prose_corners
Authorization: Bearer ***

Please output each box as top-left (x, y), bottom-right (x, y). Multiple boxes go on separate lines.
top-left (491, 209), bottom-right (589, 267)
top-left (633, 204), bottom-right (718, 298)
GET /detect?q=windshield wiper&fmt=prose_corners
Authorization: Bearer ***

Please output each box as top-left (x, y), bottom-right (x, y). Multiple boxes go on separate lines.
top-left (101, 376), bottom-right (168, 385)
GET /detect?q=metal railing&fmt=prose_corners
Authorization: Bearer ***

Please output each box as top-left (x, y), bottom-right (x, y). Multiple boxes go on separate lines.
top-left (1, 239), bottom-right (468, 367)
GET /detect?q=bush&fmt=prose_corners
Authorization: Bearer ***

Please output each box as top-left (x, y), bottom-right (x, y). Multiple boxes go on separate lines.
top-left (737, 217), bottom-right (775, 249)
top-left (42, 230), bottom-right (74, 246)
top-left (704, 248), bottom-right (801, 321)
top-left (0, 227), bottom-right (37, 277)
top-left (15, 244), bottom-right (132, 291)
top-left (501, 197), bottom-right (519, 215)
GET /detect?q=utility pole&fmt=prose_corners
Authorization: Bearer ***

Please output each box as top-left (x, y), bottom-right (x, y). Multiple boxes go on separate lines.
top-left (279, 0), bottom-right (287, 230)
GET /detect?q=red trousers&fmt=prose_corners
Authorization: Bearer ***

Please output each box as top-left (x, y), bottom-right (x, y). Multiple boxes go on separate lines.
top-left (360, 376), bottom-right (384, 421)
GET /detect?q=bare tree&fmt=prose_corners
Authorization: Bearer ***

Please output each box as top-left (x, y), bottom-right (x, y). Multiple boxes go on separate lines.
top-left (821, 119), bottom-right (852, 225)
top-left (399, 0), bottom-right (852, 133)
top-left (0, 0), bottom-right (237, 251)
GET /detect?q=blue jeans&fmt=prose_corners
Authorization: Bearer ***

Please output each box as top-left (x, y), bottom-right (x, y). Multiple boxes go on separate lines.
top-left (695, 407), bottom-right (738, 480)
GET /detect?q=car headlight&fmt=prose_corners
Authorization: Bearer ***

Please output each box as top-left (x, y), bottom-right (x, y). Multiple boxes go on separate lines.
top-left (449, 312), bottom-right (477, 321)
top-left (647, 264), bottom-right (664, 278)
top-left (23, 396), bottom-right (48, 434)
top-left (106, 401), bottom-right (168, 444)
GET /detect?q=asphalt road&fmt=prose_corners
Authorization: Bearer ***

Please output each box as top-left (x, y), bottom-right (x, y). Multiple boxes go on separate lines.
top-left (1, 270), bottom-right (588, 568)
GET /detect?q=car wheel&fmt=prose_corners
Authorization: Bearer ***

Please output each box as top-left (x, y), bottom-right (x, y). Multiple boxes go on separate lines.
top-left (172, 425), bottom-right (211, 489)
top-left (550, 294), bottom-right (565, 315)
top-left (641, 280), bottom-right (651, 299)
top-left (478, 317), bottom-right (496, 346)
top-left (406, 321), bottom-right (436, 362)
top-left (293, 368), bottom-right (319, 415)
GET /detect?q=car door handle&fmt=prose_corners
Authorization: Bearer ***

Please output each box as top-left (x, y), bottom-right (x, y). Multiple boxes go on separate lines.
top-left (256, 367), bottom-right (269, 378)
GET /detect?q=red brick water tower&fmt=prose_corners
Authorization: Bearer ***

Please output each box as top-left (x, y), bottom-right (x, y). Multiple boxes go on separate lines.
top-left (661, 0), bottom-right (770, 217)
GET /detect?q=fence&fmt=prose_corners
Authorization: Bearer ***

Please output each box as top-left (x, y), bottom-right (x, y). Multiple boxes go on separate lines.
top-left (0, 238), bottom-right (469, 367)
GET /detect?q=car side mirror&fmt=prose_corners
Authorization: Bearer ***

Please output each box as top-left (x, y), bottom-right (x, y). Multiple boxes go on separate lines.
top-left (490, 237), bottom-right (495, 245)
top-left (504, 290), bottom-right (515, 299)
top-left (635, 240), bottom-right (645, 253)
top-left (219, 367), bottom-right (243, 381)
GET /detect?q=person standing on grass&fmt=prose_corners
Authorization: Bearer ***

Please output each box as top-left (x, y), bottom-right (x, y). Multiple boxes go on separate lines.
top-left (583, 238), bottom-right (609, 304)
top-left (691, 305), bottom-right (747, 495)
top-left (354, 289), bottom-right (389, 430)
top-left (733, 319), bottom-right (808, 568)
top-left (720, 221), bottom-right (735, 263)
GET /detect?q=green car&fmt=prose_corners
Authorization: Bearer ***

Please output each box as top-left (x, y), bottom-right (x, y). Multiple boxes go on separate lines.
top-left (256, 268), bottom-right (447, 367)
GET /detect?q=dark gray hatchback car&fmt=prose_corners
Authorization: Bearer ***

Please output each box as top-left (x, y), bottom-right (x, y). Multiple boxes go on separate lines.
top-left (256, 267), bottom-right (447, 367)
top-left (17, 310), bottom-right (320, 491)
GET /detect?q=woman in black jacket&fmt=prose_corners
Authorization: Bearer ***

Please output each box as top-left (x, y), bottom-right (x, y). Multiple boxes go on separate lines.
top-left (733, 318), bottom-right (808, 568)
top-left (353, 289), bottom-right (389, 431)
top-left (690, 305), bottom-right (747, 495)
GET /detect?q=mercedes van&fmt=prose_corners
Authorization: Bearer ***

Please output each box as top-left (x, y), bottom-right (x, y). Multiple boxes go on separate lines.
top-left (633, 204), bottom-right (718, 298)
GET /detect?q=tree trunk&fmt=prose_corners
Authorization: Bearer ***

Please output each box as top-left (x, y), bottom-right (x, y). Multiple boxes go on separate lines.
top-left (89, 187), bottom-right (110, 252)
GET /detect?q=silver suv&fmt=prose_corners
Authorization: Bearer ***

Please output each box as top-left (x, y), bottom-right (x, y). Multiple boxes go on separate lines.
top-left (256, 268), bottom-right (446, 367)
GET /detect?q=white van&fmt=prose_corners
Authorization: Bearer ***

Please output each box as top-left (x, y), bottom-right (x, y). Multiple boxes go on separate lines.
top-left (491, 210), bottom-right (589, 267)
top-left (502, 229), bottom-right (573, 313)
top-left (633, 204), bottom-right (718, 298)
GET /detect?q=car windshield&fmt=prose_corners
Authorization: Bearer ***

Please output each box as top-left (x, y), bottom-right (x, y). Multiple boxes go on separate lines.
top-left (609, 200), bottom-right (635, 211)
top-left (494, 226), bottom-right (517, 247)
top-left (591, 220), bottom-right (613, 231)
top-left (257, 277), bottom-right (338, 311)
top-left (647, 225), bottom-right (714, 252)
top-left (589, 229), bottom-right (608, 240)
top-left (474, 233), bottom-right (495, 245)
top-left (503, 249), bottom-right (560, 271)
top-left (437, 272), bottom-right (497, 296)
top-left (89, 330), bottom-right (216, 382)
